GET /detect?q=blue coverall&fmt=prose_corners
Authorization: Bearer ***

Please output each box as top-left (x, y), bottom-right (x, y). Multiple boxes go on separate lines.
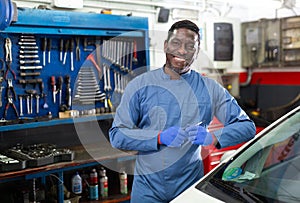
top-left (109, 68), bottom-right (256, 203)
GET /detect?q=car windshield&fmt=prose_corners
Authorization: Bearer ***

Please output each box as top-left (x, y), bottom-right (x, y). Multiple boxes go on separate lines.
top-left (196, 108), bottom-right (300, 203)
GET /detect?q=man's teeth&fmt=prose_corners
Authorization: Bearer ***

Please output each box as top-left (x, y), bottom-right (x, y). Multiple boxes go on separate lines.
top-left (174, 56), bottom-right (185, 62)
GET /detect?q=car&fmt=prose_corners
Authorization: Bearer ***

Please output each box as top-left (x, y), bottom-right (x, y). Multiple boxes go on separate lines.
top-left (172, 106), bottom-right (300, 203)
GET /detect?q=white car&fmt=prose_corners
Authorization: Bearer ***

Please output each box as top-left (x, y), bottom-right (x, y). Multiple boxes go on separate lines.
top-left (172, 106), bottom-right (300, 203)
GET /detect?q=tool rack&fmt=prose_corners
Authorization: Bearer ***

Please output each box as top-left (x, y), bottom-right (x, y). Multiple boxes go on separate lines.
top-left (0, 7), bottom-right (149, 203)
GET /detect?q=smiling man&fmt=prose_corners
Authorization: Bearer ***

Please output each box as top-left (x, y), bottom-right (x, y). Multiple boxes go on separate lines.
top-left (109, 20), bottom-right (256, 203)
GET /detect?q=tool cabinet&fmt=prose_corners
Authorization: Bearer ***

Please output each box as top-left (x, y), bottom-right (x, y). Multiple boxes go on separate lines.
top-left (0, 7), bottom-right (149, 203)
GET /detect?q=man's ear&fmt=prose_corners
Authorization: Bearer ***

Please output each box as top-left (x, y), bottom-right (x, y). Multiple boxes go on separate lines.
top-left (164, 40), bottom-right (168, 53)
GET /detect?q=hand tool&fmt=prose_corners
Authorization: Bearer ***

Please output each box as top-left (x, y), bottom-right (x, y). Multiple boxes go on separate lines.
top-left (57, 76), bottom-right (63, 105)
top-left (59, 38), bottom-right (63, 62)
top-left (19, 95), bottom-right (24, 116)
top-left (0, 86), bottom-right (4, 107)
top-left (75, 37), bottom-right (81, 61)
top-left (19, 55), bottom-right (39, 59)
top-left (18, 42), bottom-right (37, 46)
top-left (133, 40), bottom-right (138, 63)
top-left (114, 71), bottom-right (119, 93)
top-left (119, 73), bottom-right (124, 93)
top-left (86, 53), bottom-right (102, 79)
top-left (19, 38), bottom-right (36, 42)
top-left (42, 93), bottom-right (48, 109)
top-left (121, 40), bottom-right (126, 71)
top-left (70, 39), bottom-right (74, 71)
top-left (40, 82), bottom-right (48, 109)
top-left (18, 78), bottom-right (43, 85)
top-left (0, 59), bottom-right (6, 82)
top-left (26, 95), bottom-right (30, 114)
top-left (95, 38), bottom-right (101, 71)
top-left (65, 75), bottom-right (71, 107)
top-left (4, 38), bottom-right (17, 80)
top-left (129, 41), bottom-right (134, 73)
top-left (5, 38), bottom-right (12, 62)
top-left (125, 41), bottom-right (131, 71)
top-left (83, 38), bottom-right (94, 52)
top-left (20, 72), bottom-right (41, 77)
top-left (103, 64), bottom-right (108, 91)
top-left (19, 50), bottom-right (38, 54)
top-left (47, 38), bottom-right (52, 64)
top-left (74, 93), bottom-right (106, 100)
top-left (36, 94), bottom-right (40, 114)
top-left (20, 46), bottom-right (38, 49)
top-left (20, 60), bottom-right (40, 64)
top-left (104, 96), bottom-right (109, 112)
top-left (63, 39), bottom-right (70, 65)
top-left (20, 65), bottom-right (43, 70)
top-left (4, 61), bottom-right (17, 79)
top-left (50, 76), bottom-right (56, 103)
top-left (25, 89), bottom-right (37, 114)
top-left (6, 79), bottom-right (16, 101)
top-left (4, 96), bottom-right (19, 119)
top-left (20, 35), bottom-right (35, 39)
top-left (41, 38), bottom-right (47, 66)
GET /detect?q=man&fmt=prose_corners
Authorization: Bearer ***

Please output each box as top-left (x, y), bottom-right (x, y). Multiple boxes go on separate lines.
top-left (109, 20), bottom-right (256, 203)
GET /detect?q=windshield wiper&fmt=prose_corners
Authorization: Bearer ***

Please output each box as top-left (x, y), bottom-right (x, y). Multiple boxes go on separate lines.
top-left (210, 178), bottom-right (264, 203)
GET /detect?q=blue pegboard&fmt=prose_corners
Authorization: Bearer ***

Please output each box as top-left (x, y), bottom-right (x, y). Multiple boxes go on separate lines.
top-left (0, 8), bottom-right (150, 124)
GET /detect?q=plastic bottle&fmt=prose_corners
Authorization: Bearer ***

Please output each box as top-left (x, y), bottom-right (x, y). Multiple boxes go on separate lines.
top-left (81, 170), bottom-right (89, 198)
top-left (72, 172), bottom-right (82, 194)
top-left (99, 167), bottom-right (108, 198)
top-left (89, 169), bottom-right (99, 200)
top-left (119, 171), bottom-right (128, 195)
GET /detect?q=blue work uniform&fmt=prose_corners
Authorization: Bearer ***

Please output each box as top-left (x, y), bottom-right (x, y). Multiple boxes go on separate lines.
top-left (109, 68), bottom-right (256, 203)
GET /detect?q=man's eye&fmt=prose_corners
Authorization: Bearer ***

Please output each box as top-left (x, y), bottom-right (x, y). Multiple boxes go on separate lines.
top-left (170, 40), bottom-right (180, 47)
top-left (186, 45), bottom-right (196, 52)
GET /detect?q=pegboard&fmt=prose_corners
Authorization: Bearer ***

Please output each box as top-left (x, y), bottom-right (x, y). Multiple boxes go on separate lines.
top-left (0, 8), bottom-right (149, 124)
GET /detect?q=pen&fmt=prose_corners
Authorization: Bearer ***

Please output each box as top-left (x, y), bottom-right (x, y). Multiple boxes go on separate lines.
top-left (194, 121), bottom-right (203, 126)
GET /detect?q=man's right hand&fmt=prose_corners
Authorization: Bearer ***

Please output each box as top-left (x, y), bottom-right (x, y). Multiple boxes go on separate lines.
top-left (158, 126), bottom-right (187, 147)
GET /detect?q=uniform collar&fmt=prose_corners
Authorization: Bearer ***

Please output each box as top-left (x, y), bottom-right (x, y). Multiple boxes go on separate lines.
top-left (161, 66), bottom-right (192, 80)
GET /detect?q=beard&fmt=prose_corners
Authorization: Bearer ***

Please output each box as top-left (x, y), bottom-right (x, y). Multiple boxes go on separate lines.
top-left (165, 53), bottom-right (195, 75)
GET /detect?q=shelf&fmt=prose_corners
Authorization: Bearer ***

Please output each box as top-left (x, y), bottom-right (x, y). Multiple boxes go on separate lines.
top-left (0, 144), bottom-right (136, 183)
top-left (0, 113), bottom-right (115, 132)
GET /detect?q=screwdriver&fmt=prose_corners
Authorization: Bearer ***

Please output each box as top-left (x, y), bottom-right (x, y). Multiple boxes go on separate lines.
top-left (51, 76), bottom-right (56, 103)
top-left (70, 39), bottom-right (74, 71)
top-left (57, 76), bottom-right (63, 105)
top-left (65, 75), bottom-right (71, 107)
top-left (63, 39), bottom-right (70, 65)
top-left (41, 38), bottom-right (47, 66)
top-left (47, 38), bottom-right (52, 64)
top-left (40, 82), bottom-right (49, 109)
top-left (59, 38), bottom-right (63, 62)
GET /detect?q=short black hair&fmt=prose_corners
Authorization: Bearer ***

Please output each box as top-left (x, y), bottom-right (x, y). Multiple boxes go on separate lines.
top-left (167, 20), bottom-right (200, 43)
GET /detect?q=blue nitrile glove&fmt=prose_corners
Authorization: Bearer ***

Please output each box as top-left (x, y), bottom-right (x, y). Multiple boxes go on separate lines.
top-left (185, 125), bottom-right (213, 146)
top-left (158, 126), bottom-right (187, 147)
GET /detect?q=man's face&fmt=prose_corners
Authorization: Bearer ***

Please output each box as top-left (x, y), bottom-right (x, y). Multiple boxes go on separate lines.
top-left (164, 28), bottom-right (199, 74)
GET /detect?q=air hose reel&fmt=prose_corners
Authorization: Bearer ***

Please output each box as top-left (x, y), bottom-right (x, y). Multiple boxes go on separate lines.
top-left (0, 0), bottom-right (17, 30)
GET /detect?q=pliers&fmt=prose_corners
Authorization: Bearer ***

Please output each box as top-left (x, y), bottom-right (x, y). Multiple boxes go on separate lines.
top-left (6, 79), bottom-right (17, 101)
top-left (4, 38), bottom-right (16, 80)
top-left (0, 59), bottom-right (5, 83)
top-left (4, 96), bottom-right (19, 119)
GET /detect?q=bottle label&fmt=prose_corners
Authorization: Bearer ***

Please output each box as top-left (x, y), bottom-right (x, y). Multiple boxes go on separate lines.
top-left (90, 171), bottom-right (98, 185)
top-left (120, 173), bottom-right (128, 195)
top-left (72, 174), bottom-right (82, 194)
top-left (100, 179), bottom-right (108, 197)
top-left (89, 185), bottom-right (99, 200)
top-left (72, 182), bottom-right (82, 194)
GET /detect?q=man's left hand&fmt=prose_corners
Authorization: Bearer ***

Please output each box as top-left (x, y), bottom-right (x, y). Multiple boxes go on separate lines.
top-left (185, 125), bottom-right (213, 146)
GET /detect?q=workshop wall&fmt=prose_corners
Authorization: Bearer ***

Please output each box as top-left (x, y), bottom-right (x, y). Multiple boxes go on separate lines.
top-left (13, 0), bottom-right (300, 72)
